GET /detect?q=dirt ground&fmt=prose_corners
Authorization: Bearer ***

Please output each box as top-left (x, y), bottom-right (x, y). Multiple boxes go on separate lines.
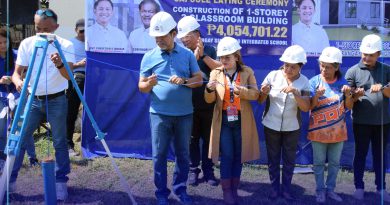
top-left (5, 154), bottom-right (390, 205)
top-left (1, 133), bottom-right (388, 205)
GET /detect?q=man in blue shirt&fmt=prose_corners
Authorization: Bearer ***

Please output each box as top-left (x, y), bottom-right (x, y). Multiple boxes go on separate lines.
top-left (138, 12), bottom-right (201, 205)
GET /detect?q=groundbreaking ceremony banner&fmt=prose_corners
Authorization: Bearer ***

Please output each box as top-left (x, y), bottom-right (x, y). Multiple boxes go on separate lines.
top-left (83, 0), bottom-right (390, 171)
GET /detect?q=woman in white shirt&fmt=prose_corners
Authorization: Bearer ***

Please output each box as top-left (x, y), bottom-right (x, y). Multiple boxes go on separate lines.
top-left (258, 45), bottom-right (310, 200)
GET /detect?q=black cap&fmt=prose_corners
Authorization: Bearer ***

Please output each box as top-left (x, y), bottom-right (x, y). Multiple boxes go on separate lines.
top-left (75, 19), bottom-right (85, 28)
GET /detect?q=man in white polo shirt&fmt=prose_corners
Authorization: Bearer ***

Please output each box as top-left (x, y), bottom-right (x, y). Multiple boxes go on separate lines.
top-left (11, 8), bottom-right (75, 201)
top-left (87, 0), bottom-right (128, 53)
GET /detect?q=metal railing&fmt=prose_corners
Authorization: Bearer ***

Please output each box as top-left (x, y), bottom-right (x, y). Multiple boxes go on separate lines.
top-left (0, 24), bottom-right (35, 49)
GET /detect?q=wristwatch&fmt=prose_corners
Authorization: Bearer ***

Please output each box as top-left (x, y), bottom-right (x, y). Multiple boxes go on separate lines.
top-left (184, 78), bottom-right (188, 84)
top-left (200, 55), bottom-right (207, 60)
top-left (56, 63), bottom-right (64, 69)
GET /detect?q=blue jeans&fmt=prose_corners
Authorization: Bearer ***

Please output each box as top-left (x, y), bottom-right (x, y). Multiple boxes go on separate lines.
top-left (312, 141), bottom-right (344, 193)
top-left (220, 113), bottom-right (242, 179)
top-left (11, 95), bottom-right (70, 183)
top-left (25, 134), bottom-right (37, 160)
top-left (150, 113), bottom-right (192, 199)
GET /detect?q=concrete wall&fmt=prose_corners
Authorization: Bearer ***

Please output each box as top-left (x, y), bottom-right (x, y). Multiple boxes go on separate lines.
top-left (319, 1), bottom-right (330, 25)
top-left (338, 0), bottom-right (382, 25)
top-left (50, 0), bottom-right (85, 39)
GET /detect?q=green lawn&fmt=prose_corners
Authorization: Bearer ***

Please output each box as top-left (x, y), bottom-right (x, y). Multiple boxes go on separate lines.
top-left (5, 136), bottom-right (390, 205)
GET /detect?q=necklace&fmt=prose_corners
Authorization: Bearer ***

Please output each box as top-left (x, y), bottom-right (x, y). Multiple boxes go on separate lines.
top-left (225, 68), bottom-right (237, 76)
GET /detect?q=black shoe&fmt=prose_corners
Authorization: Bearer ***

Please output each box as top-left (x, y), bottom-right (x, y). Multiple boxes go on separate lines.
top-left (177, 191), bottom-right (192, 205)
top-left (269, 190), bottom-right (279, 200)
top-left (282, 192), bottom-right (296, 200)
top-left (204, 174), bottom-right (219, 186)
top-left (157, 197), bottom-right (169, 205)
top-left (29, 157), bottom-right (39, 167)
top-left (188, 172), bottom-right (199, 186)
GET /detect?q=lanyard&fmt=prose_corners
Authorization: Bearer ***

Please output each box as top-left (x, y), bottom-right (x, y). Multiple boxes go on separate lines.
top-left (224, 69), bottom-right (238, 103)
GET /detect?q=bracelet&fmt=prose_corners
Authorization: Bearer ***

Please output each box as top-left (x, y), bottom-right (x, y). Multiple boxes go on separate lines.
top-left (206, 87), bottom-right (215, 93)
top-left (56, 62), bottom-right (64, 69)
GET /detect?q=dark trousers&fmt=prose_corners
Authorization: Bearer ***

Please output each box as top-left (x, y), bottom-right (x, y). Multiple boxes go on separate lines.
top-left (66, 72), bottom-right (85, 149)
top-left (264, 126), bottom-right (300, 193)
top-left (353, 123), bottom-right (389, 191)
top-left (190, 110), bottom-right (214, 177)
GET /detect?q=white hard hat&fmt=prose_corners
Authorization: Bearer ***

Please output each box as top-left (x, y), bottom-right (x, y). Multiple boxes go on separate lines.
top-left (279, 45), bottom-right (307, 64)
top-left (360, 34), bottom-right (382, 54)
top-left (217, 37), bottom-right (241, 57)
top-left (319, 47), bottom-right (342, 63)
top-left (149, 12), bottom-right (177, 37)
top-left (177, 16), bottom-right (200, 39)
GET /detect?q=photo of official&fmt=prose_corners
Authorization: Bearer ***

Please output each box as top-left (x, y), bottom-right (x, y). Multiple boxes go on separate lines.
top-left (86, 0), bottom-right (128, 53)
top-left (128, 0), bottom-right (160, 53)
top-left (292, 0), bottom-right (329, 56)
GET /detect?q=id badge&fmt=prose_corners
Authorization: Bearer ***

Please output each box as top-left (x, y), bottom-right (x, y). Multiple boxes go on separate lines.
top-left (226, 106), bottom-right (239, 122)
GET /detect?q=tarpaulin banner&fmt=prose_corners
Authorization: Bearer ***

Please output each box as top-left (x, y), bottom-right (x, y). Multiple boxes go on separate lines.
top-left (85, 0), bottom-right (390, 56)
top-left (82, 52), bottom-right (390, 171)
top-left (158, 0), bottom-right (291, 56)
top-left (83, 0), bottom-right (390, 171)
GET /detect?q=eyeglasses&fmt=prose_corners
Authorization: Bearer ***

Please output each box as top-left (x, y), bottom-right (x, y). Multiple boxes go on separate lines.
top-left (79, 30), bottom-right (85, 34)
top-left (181, 32), bottom-right (196, 40)
top-left (36, 9), bottom-right (54, 17)
top-left (141, 10), bottom-right (156, 15)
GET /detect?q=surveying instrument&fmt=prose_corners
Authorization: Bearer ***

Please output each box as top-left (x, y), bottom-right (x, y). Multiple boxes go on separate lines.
top-left (0, 33), bottom-right (137, 205)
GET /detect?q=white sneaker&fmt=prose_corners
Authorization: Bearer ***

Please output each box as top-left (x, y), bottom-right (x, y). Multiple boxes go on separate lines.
top-left (327, 191), bottom-right (343, 202)
top-left (376, 190), bottom-right (390, 203)
top-left (8, 182), bottom-right (16, 193)
top-left (68, 148), bottom-right (79, 157)
top-left (353, 189), bottom-right (364, 200)
top-left (56, 182), bottom-right (68, 201)
top-left (316, 191), bottom-right (326, 203)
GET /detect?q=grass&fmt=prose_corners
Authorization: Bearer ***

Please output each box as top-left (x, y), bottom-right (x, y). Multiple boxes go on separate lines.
top-left (6, 135), bottom-right (390, 205)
